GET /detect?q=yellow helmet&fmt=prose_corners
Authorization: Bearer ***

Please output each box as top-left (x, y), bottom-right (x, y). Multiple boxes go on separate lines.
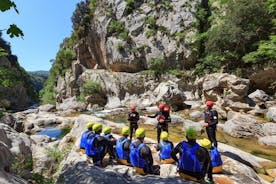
top-left (135, 128), bottom-right (145, 138)
top-left (93, 123), bottom-right (102, 132)
top-left (121, 126), bottom-right (130, 135)
top-left (86, 121), bottom-right (94, 129)
top-left (185, 127), bottom-right (197, 139)
top-left (103, 126), bottom-right (112, 134)
top-left (198, 138), bottom-right (212, 149)
top-left (160, 131), bottom-right (168, 140)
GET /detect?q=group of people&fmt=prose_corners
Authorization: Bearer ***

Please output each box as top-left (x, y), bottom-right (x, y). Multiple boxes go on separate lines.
top-left (79, 100), bottom-right (222, 183)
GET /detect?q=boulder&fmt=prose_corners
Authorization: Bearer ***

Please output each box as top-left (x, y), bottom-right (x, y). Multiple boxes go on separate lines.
top-left (0, 170), bottom-right (28, 184)
top-left (248, 89), bottom-right (270, 104)
top-left (223, 114), bottom-right (264, 138)
top-left (56, 96), bottom-right (86, 112)
top-left (196, 73), bottom-right (250, 106)
top-left (189, 111), bottom-right (203, 119)
top-left (263, 123), bottom-right (276, 136)
top-left (266, 106), bottom-right (276, 122)
top-left (258, 136), bottom-right (276, 148)
top-left (38, 104), bottom-right (56, 112)
top-left (153, 80), bottom-right (186, 110)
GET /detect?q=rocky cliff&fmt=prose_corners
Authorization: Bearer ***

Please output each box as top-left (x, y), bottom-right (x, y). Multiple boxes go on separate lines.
top-left (0, 55), bottom-right (38, 110)
top-left (75, 0), bottom-right (199, 72)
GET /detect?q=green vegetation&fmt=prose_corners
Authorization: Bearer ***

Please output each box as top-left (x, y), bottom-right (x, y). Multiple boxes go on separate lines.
top-left (125, 0), bottom-right (135, 15)
top-left (107, 19), bottom-right (129, 40)
top-left (72, 0), bottom-right (91, 39)
top-left (148, 58), bottom-right (169, 76)
top-left (81, 81), bottom-right (103, 96)
top-left (40, 36), bottom-right (76, 105)
top-left (0, 0), bottom-right (23, 39)
top-left (12, 154), bottom-right (33, 177)
top-left (46, 144), bottom-right (73, 174)
top-left (243, 35), bottom-right (276, 64)
top-left (195, 0), bottom-right (274, 74)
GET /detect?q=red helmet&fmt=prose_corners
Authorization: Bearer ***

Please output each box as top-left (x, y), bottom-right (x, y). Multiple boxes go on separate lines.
top-left (206, 100), bottom-right (214, 107)
top-left (158, 104), bottom-right (165, 109)
top-left (164, 106), bottom-right (170, 112)
top-left (130, 105), bottom-right (136, 110)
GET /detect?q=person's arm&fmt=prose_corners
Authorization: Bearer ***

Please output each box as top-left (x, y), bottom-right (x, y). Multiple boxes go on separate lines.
top-left (165, 115), bottom-right (171, 123)
top-left (171, 142), bottom-right (182, 162)
top-left (155, 143), bottom-right (161, 151)
top-left (140, 146), bottom-right (153, 167)
top-left (123, 140), bottom-right (131, 153)
top-left (147, 112), bottom-right (159, 118)
top-left (135, 112), bottom-right (140, 121)
top-left (210, 110), bottom-right (218, 125)
top-left (197, 147), bottom-right (213, 182)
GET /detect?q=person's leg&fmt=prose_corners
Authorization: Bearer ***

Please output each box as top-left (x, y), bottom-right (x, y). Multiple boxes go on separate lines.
top-left (206, 126), bottom-right (217, 147)
top-left (157, 124), bottom-right (161, 143)
top-left (130, 123), bottom-right (134, 141)
top-left (162, 124), bottom-right (168, 133)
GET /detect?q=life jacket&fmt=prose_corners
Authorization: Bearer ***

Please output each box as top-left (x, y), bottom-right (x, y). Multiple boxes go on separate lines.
top-left (159, 141), bottom-right (172, 160)
top-left (210, 147), bottom-right (223, 167)
top-left (85, 134), bottom-right (103, 161)
top-left (116, 137), bottom-right (129, 160)
top-left (157, 114), bottom-right (166, 123)
top-left (79, 130), bottom-right (93, 149)
top-left (178, 141), bottom-right (202, 173)
top-left (130, 142), bottom-right (150, 173)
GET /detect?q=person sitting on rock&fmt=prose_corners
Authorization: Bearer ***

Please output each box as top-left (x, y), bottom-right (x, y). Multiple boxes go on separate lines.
top-left (128, 105), bottom-right (140, 141)
top-left (130, 128), bottom-right (159, 175)
top-left (103, 126), bottom-right (117, 143)
top-left (116, 126), bottom-right (131, 165)
top-left (85, 123), bottom-right (115, 166)
top-left (199, 138), bottom-right (223, 173)
top-left (171, 127), bottom-right (214, 183)
top-left (79, 121), bottom-right (94, 150)
top-left (155, 131), bottom-right (174, 164)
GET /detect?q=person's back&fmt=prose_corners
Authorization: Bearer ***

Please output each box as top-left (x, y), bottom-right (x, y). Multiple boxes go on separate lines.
top-left (156, 131), bottom-right (174, 164)
top-left (199, 138), bottom-right (223, 173)
top-left (130, 128), bottom-right (156, 175)
top-left (80, 121), bottom-right (94, 149)
top-left (171, 128), bottom-right (213, 183)
top-left (116, 126), bottom-right (131, 165)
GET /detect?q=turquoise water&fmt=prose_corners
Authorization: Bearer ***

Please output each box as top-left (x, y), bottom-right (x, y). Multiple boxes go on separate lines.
top-left (36, 126), bottom-right (70, 139)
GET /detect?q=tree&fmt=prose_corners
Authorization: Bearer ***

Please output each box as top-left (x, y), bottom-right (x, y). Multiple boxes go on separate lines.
top-left (196, 0), bottom-right (272, 73)
top-left (0, 0), bottom-right (24, 38)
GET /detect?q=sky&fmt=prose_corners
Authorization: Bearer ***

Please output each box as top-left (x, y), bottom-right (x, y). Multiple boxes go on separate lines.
top-left (0, 0), bottom-right (80, 72)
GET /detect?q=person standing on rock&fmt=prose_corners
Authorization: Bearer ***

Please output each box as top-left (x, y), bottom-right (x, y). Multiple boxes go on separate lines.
top-left (130, 128), bottom-right (160, 175)
top-left (171, 127), bottom-right (213, 183)
top-left (128, 105), bottom-right (140, 141)
top-left (79, 121), bottom-right (94, 150)
top-left (116, 126), bottom-right (131, 165)
top-left (203, 100), bottom-right (218, 148)
top-left (147, 104), bottom-right (171, 143)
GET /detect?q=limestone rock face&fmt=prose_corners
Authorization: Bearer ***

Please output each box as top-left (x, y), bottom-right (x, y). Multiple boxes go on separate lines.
top-left (0, 56), bottom-right (37, 110)
top-left (76, 0), bottom-right (199, 73)
top-left (56, 69), bottom-right (188, 109)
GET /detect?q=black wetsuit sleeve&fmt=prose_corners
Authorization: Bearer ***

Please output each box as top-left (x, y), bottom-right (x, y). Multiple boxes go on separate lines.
top-left (171, 142), bottom-right (182, 162)
top-left (155, 143), bottom-right (162, 151)
top-left (123, 140), bottom-right (131, 152)
top-left (140, 146), bottom-right (153, 167)
top-left (95, 136), bottom-right (110, 147)
top-left (147, 112), bottom-right (159, 118)
top-left (196, 147), bottom-right (213, 181)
